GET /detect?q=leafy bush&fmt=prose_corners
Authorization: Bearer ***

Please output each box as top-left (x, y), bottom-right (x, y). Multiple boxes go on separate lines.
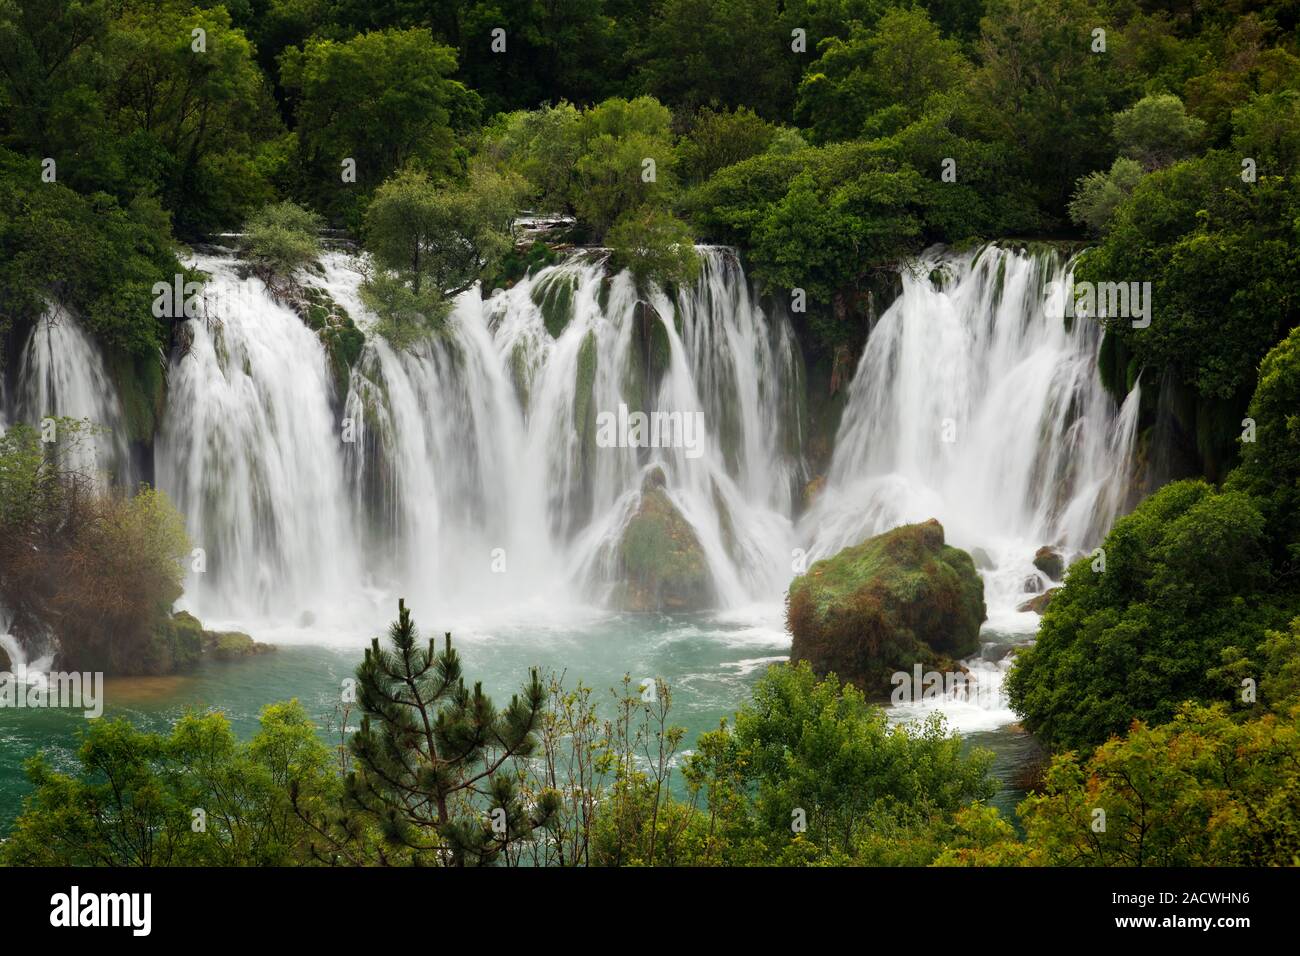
top-left (1006, 480), bottom-right (1289, 751)
top-left (2, 702), bottom-right (335, 866)
top-left (606, 205), bottom-right (699, 287)
top-left (242, 200), bottom-right (323, 276)
top-left (684, 662), bottom-right (997, 864)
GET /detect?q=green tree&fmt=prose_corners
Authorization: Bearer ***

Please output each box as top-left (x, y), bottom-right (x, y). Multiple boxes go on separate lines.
top-left (1112, 93), bottom-right (1205, 170)
top-left (1, 702), bottom-right (335, 866)
top-left (676, 106), bottom-right (794, 185)
top-left (279, 27), bottom-right (471, 221)
top-left (363, 164), bottom-right (521, 303)
top-left (1067, 156), bottom-right (1144, 234)
top-left (606, 205), bottom-right (699, 287)
top-left (104, 2), bottom-right (275, 234)
top-left (1006, 480), bottom-right (1289, 751)
top-left (302, 601), bottom-right (561, 866)
top-left (483, 101), bottom-right (584, 211)
top-left (572, 95), bottom-right (678, 236)
top-left (684, 662), bottom-right (996, 864)
top-left (634, 0), bottom-right (797, 119)
top-left (968, 0), bottom-right (1124, 217)
top-left (242, 200), bottom-right (323, 277)
top-left (1226, 325), bottom-right (1300, 564)
top-left (796, 6), bottom-right (969, 144)
top-left (1017, 704), bottom-right (1300, 866)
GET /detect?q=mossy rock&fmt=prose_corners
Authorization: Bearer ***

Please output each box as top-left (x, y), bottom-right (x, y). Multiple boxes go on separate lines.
top-left (787, 519), bottom-right (986, 697)
top-left (0, 644), bottom-right (10, 671)
top-left (531, 270), bottom-right (578, 337)
top-left (141, 610), bottom-right (205, 675)
top-left (202, 629), bottom-right (275, 661)
top-left (280, 284), bottom-right (365, 396)
top-left (107, 347), bottom-right (166, 444)
top-left (614, 470), bottom-right (714, 612)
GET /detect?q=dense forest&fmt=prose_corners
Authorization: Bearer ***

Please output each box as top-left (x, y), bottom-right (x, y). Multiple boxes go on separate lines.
top-left (0, 0), bottom-right (1299, 867)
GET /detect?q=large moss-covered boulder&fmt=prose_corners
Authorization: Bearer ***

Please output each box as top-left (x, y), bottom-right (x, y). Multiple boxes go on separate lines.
top-left (787, 519), bottom-right (986, 696)
top-left (614, 469), bottom-right (714, 612)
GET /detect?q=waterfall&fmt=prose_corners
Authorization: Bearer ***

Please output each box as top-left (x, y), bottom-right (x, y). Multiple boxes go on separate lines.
top-left (9, 303), bottom-right (129, 484)
top-left (152, 242), bottom-right (1138, 640)
top-left (156, 253), bottom-right (364, 628)
top-left (155, 247), bottom-right (805, 629)
top-left (802, 244), bottom-right (1141, 630)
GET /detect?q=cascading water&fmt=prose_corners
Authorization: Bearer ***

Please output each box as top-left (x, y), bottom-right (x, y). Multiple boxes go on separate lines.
top-left (150, 241), bottom-right (1139, 732)
top-left (801, 244), bottom-right (1142, 728)
top-left (346, 246), bottom-right (805, 613)
top-left (155, 253), bottom-right (365, 630)
top-left (9, 303), bottom-right (130, 484)
top-left (156, 247), bottom-right (805, 630)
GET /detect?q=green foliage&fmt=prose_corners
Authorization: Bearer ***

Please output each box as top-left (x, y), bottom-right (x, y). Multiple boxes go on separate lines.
top-left (0, 149), bottom-right (180, 357)
top-left (606, 205), bottom-right (699, 287)
top-left (242, 200), bottom-right (323, 276)
top-left (683, 662), bottom-right (997, 864)
top-left (1231, 89), bottom-right (1300, 175)
top-left (279, 27), bottom-right (468, 223)
top-left (298, 601), bottom-right (561, 866)
top-left (1, 701), bottom-right (335, 866)
top-left (1015, 704), bottom-right (1300, 866)
top-left (634, 0), bottom-right (798, 119)
top-left (1112, 93), bottom-right (1205, 170)
top-left (966, 0), bottom-right (1127, 215)
top-left (1226, 325), bottom-right (1300, 564)
top-left (0, 421), bottom-right (193, 675)
top-left (1075, 149), bottom-right (1300, 402)
top-left (1006, 480), bottom-right (1290, 751)
top-left (0, 0), bottom-right (276, 235)
top-left (796, 6), bottom-right (969, 144)
top-left (1067, 157), bottom-right (1144, 234)
top-left (572, 96), bottom-right (678, 237)
top-left (676, 106), bottom-right (793, 185)
top-left (364, 165), bottom-right (521, 296)
top-left (482, 102), bottom-right (583, 211)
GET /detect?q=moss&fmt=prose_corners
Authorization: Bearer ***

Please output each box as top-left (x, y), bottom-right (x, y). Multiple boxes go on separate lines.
top-left (142, 610), bottom-right (204, 675)
top-left (291, 285), bottom-right (365, 397)
top-left (574, 330), bottom-right (597, 438)
top-left (107, 348), bottom-right (166, 443)
top-left (614, 471), bottom-right (714, 611)
top-left (510, 340), bottom-right (532, 407)
top-left (485, 240), bottom-right (558, 291)
top-left (202, 629), bottom-right (275, 661)
top-left (787, 519), bottom-right (986, 697)
top-left (568, 331), bottom-right (599, 507)
top-left (530, 270), bottom-right (578, 337)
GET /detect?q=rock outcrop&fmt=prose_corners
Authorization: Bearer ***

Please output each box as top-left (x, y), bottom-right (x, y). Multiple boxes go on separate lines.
top-left (787, 519), bottom-right (986, 696)
top-left (1033, 546), bottom-right (1065, 581)
top-left (614, 469), bottom-right (714, 612)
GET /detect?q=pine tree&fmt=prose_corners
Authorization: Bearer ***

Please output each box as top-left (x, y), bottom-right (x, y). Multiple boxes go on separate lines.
top-left (296, 600), bottom-right (559, 866)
